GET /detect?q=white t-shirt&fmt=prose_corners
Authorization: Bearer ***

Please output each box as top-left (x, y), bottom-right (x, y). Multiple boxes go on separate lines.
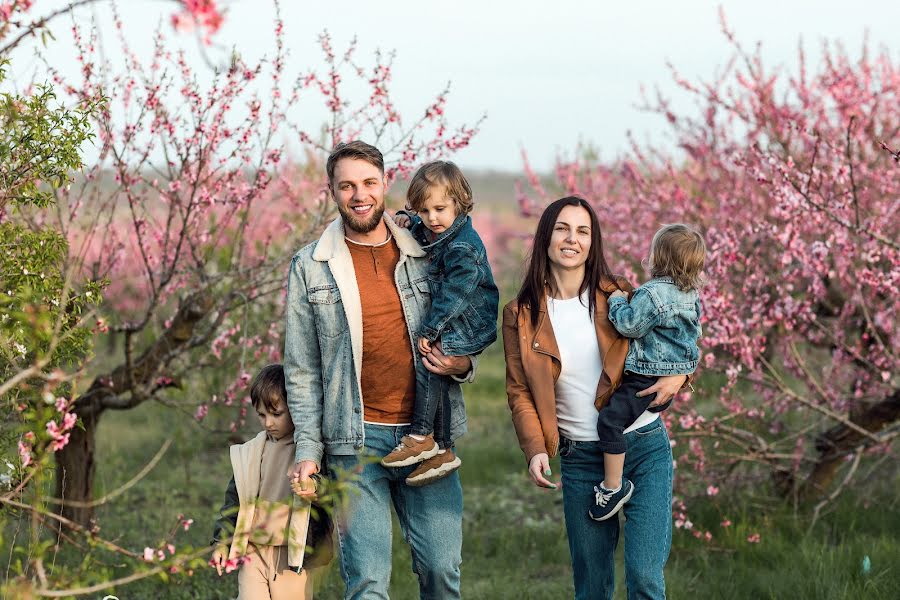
top-left (547, 293), bottom-right (658, 441)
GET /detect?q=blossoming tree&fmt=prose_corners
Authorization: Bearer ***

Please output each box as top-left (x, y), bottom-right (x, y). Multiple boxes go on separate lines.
top-left (518, 14), bottom-right (898, 526)
top-left (2, 0), bottom-right (478, 594)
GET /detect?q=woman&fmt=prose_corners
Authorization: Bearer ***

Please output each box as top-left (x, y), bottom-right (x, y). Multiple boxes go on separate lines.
top-left (503, 197), bottom-right (687, 599)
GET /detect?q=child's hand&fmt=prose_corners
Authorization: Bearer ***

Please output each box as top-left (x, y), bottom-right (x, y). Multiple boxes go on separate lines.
top-left (393, 212), bottom-right (412, 228)
top-left (211, 544), bottom-right (228, 576)
top-left (418, 337), bottom-right (432, 355)
top-left (291, 476), bottom-right (318, 499)
top-left (609, 290), bottom-right (628, 300)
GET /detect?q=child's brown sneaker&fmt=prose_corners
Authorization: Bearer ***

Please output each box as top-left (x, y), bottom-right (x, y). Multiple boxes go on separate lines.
top-left (381, 434), bottom-right (440, 468)
top-left (405, 450), bottom-right (461, 487)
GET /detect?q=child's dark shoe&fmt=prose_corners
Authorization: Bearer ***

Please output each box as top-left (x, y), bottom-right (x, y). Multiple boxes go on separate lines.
top-left (588, 479), bottom-right (634, 521)
top-left (405, 450), bottom-right (461, 486)
top-left (381, 434), bottom-right (439, 467)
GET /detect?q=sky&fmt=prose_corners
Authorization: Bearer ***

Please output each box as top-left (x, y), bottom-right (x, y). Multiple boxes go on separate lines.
top-left (11, 0), bottom-right (900, 172)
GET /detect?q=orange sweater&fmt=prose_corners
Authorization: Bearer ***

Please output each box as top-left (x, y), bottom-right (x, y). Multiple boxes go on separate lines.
top-left (347, 237), bottom-right (416, 424)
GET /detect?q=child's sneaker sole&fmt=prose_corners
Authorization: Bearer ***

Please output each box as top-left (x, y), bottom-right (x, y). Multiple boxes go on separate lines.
top-left (405, 453), bottom-right (461, 487)
top-left (588, 484), bottom-right (633, 521)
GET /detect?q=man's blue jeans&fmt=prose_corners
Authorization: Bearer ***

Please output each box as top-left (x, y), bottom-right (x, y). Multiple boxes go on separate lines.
top-left (326, 423), bottom-right (463, 600)
top-left (559, 419), bottom-right (673, 600)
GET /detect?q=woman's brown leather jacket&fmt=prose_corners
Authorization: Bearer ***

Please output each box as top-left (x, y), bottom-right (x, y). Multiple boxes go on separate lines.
top-left (502, 278), bottom-right (633, 465)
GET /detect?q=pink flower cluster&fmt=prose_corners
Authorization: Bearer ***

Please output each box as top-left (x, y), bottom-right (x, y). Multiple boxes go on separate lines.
top-left (170, 0), bottom-right (224, 44)
top-left (46, 412), bottom-right (78, 452)
top-left (0, 0), bottom-right (33, 21)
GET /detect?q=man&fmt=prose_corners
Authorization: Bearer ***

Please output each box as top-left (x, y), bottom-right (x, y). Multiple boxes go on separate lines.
top-left (285, 141), bottom-right (476, 599)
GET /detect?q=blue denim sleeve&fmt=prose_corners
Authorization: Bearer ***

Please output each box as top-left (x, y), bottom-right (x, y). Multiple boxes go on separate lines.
top-left (696, 297), bottom-right (703, 337)
top-left (420, 242), bottom-right (485, 342)
top-left (283, 255), bottom-right (325, 467)
top-left (607, 287), bottom-right (661, 338)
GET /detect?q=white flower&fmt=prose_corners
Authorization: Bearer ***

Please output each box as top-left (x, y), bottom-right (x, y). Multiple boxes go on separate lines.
top-left (14, 342), bottom-right (26, 357)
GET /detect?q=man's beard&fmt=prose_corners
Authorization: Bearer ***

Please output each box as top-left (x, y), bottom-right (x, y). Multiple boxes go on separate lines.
top-left (338, 202), bottom-right (385, 234)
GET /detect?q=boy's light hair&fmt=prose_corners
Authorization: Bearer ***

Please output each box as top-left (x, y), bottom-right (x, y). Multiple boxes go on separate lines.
top-left (406, 161), bottom-right (474, 215)
top-left (649, 224), bottom-right (706, 291)
top-left (250, 364), bottom-right (287, 413)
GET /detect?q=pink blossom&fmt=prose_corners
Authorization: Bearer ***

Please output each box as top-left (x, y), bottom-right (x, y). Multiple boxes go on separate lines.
top-left (143, 547), bottom-right (155, 562)
top-left (706, 485), bottom-right (719, 496)
top-left (747, 533), bottom-right (761, 543)
top-left (17, 441), bottom-right (32, 467)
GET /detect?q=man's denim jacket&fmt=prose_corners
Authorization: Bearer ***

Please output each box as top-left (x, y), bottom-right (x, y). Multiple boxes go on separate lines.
top-left (405, 212), bottom-right (499, 356)
top-left (607, 276), bottom-right (702, 376)
top-left (284, 216), bottom-right (475, 468)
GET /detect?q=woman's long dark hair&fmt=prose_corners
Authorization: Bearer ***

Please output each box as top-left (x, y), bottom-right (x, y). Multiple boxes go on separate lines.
top-left (516, 196), bottom-right (614, 325)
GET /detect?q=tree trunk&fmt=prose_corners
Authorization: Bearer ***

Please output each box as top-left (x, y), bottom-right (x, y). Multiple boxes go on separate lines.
top-left (51, 291), bottom-right (214, 528)
top-left (800, 389), bottom-right (900, 500)
top-left (54, 407), bottom-right (101, 526)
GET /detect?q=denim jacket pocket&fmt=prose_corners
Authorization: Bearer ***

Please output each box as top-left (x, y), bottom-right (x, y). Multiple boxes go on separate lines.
top-left (308, 285), bottom-right (345, 338)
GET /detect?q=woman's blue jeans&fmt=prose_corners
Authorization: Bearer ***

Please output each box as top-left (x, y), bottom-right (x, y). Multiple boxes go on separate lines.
top-left (559, 419), bottom-right (673, 600)
top-left (326, 423), bottom-right (463, 600)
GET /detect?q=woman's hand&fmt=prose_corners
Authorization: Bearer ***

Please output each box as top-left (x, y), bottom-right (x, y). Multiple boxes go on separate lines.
top-left (528, 453), bottom-right (558, 489)
top-left (636, 374), bottom-right (687, 407)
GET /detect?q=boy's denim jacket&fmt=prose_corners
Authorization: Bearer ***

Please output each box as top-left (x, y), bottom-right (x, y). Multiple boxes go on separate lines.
top-left (607, 276), bottom-right (702, 376)
top-left (404, 212), bottom-right (500, 356)
top-left (283, 216), bottom-right (475, 468)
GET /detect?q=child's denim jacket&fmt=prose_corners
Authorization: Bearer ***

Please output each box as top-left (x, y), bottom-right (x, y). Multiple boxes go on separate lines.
top-left (607, 276), bottom-right (701, 376)
top-left (405, 212), bottom-right (499, 356)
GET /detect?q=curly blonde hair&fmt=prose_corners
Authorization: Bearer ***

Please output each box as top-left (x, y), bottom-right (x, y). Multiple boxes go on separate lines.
top-left (405, 161), bottom-right (474, 215)
top-left (649, 224), bottom-right (706, 291)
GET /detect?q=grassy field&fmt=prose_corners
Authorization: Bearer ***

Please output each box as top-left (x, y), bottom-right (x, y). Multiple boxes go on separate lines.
top-left (8, 347), bottom-right (899, 599)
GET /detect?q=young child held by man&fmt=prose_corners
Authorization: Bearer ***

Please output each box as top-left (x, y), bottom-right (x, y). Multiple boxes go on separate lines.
top-left (380, 161), bottom-right (500, 486)
top-left (589, 224), bottom-right (705, 521)
top-left (211, 364), bottom-right (333, 599)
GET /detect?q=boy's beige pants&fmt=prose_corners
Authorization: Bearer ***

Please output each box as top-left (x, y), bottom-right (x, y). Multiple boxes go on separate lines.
top-left (238, 544), bottom-right (314, 600)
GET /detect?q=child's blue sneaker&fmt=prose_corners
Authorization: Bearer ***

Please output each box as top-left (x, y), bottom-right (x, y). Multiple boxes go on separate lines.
top-left (588, 479), bottom-right (634, 521)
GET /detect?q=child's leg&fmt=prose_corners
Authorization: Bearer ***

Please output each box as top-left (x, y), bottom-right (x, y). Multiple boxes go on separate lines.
top-left (405, 372), bottom-right (460, 486)
top-left (269, 547), bottom-right (313, 600)
top-left (431, 372), bottom-right (451, 450)
top-left (237, 545), bottom-right (268, 599)
top-left (602, 452), bottom-right (625, 490)
top-left (409, 356), bottom-right (442, 439)
top-left (381, 360), bottom-right (441, 467)
top-left (596, 373), bottom-right (661, 456)
top-left (590, 373), bottom-right (659, 521)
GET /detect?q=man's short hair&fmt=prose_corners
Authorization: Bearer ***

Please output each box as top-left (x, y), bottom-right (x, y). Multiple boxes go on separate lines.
top-left (326, 141), bottom-right (385, 184)
top-left (405, 161), bottom-right (474, 215)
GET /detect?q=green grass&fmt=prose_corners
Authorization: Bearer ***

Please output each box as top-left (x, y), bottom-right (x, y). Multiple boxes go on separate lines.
top-left (5, 347), bottom-right (898, 599)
